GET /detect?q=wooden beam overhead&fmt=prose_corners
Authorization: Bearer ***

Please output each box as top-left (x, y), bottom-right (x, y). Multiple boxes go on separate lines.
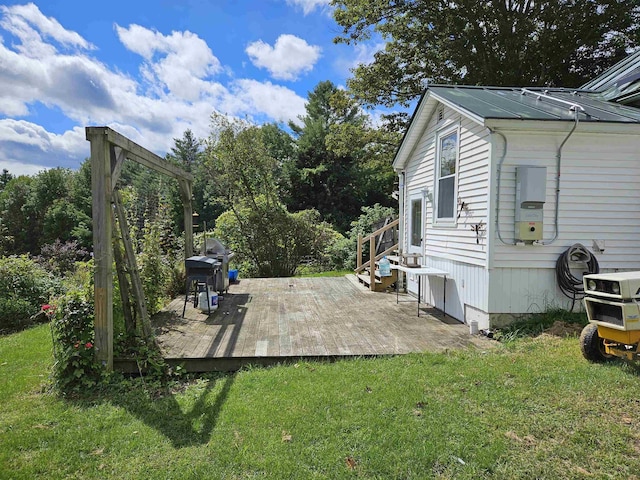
top-left (86, 126), bottom-right (194, 182)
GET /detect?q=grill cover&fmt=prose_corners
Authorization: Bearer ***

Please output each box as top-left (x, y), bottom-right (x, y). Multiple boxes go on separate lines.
top-left (185, 256), bottom-right (221, 283)
top-left (185, 255), bottom-right (219, 270)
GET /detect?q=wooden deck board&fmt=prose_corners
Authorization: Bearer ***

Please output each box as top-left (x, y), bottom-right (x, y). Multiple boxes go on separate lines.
top-left (150, 275), bottom-right (494, 370)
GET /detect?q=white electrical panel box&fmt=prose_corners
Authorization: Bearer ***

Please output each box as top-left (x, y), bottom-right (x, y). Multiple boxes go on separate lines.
top-left (515, 166), bottom-right (546, 242)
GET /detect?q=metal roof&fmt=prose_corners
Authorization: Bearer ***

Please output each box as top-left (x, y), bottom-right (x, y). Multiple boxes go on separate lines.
top-left (581, 50), bottom-right (640, 108)
top-left (428, 85), bottom-right (640, 123)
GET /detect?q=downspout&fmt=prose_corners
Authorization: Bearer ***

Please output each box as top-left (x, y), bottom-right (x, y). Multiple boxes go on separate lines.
top-left (488, 128), bottom-right (513, 245)
top-left (397, 171), bottom-right (405, 290)
top-left (397, 171), bottom-right (405, 252)
top-left (541, 109), bottom-right (580, 245)
top-left (490, 107), bottom-right (580, 246)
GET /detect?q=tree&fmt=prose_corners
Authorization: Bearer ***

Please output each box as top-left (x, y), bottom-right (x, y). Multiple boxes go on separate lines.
top-left (0, 176), bottom-right (32, 254)
top-left (325, 88), bottom-right (399, 208)
top-left (166, 129), bottom-right (200, 173)
top-left (0, 169), bottom-right (13, 192)
top-left (206, 114), bottom-right (330, 277)
top-left (333, 0), bottom-right (640, 117)
top-left (288, 81), bottom-right (396, 232)
top-left (289, 81), bottom-right (365, 232)
top-left (42, 199), bottom-right (91, 246)
top-left (164, 129), bottom-right (223, 235)
top-left (23, 168), bottom-right (73, 252)
top-left (207, 113), bottom-right (281, 208)
top-left (68, 159), bottom-right (93, 248)
top-left (260, 123), bottom-right (297, 206)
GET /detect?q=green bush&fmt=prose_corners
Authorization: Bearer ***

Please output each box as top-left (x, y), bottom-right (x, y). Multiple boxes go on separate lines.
top-left (138, 218), bottom-right (171, 315)
top-left (51, 289), bottom-right (104, 393)
top-left (215, 198), bottom-right (336, 277)
top-left (49, 260), bottom-right (107, 393)
top-left (0, 255), bottom-right (61, 332)
top-left (340, 204), bottom-right (397, 270)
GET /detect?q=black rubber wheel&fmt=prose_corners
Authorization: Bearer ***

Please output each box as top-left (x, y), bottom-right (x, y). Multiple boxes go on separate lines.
top-left (580, 323), bottom-right (612, 362)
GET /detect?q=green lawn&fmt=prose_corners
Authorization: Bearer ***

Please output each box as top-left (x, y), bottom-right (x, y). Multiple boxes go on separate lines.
top-left (1, 325), bottom-right (639, 479)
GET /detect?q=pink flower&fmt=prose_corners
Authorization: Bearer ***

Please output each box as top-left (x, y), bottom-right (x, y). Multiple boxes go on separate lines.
top-left (85, 342), bottom-right (93, 349)
top-left (42, 304), bottom-right (51, 311)
top-left (74, 342), bottom-right (80, 349)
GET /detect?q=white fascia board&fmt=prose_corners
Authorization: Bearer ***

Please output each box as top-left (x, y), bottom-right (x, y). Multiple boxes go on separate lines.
top-left (429, 91), bottom-right (486, 126)
top-left (485, 118), bottom-right (640, 135)
top-left (393, 90), bottom-right (485, 171)
top-left (392, 94), bottom-right (434, 171)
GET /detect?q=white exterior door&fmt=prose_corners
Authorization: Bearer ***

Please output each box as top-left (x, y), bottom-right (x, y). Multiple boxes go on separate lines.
top-left (407, 192), bottom-right (424, 295)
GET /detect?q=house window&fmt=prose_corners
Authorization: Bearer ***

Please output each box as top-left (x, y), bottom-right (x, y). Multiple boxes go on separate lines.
top-left (436, 128), bottom-right (459, 221)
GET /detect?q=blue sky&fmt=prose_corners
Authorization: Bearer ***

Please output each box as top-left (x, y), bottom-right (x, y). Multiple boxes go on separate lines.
top-left (0, 0), bottom-right (385, 175)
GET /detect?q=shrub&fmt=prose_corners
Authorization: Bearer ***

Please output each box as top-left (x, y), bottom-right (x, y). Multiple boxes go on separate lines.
top-left (340, 204), bottom-right (397, 270)
top-left (50, 261), bottom-right (107, 393)
top-left (37, 239), bottom-right (89, 276)
top-left (0, 255), bottom-right (61, 332)
top-left (165, 256), bottom-right (186, 299)
top-left (215, 199), bottom-right (334, 277)
top-left (51, 289), bottom-right (104, 392)
top-left (138, 218), bottom-right (170, 315)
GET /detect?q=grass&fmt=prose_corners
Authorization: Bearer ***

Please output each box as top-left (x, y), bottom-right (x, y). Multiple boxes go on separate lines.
top-left (495, 308), bottom-right (588, 341)
top-left (2, 324), bottom-right (640, 479)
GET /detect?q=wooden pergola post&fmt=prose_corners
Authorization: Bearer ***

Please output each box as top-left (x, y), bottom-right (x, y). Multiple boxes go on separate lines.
top-left (86, 127), bottom-right (194, 371)
top-left (179, 179), bottom-right (194, 258)
top-left (88, 129), bottom-right (113, 369)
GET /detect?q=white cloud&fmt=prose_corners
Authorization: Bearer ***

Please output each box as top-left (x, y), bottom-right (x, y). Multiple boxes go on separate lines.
top-left (231, 79), bottom-right (307, 124)
top-left (0, 3), bottom-right (94, 53)
top-left (0, 120), bottom-right (88, 171)
top-left (246, 34), bottom-right (321, 81)
top-left (285, 0), bottom-right (331, 15)
top-left (115, 24), bottom-right (222, 101)
top-left (0, 5), bottom-right (308, 171)
top-left (0, 159), bottom-right (49, 176)
top-left (0, 120), bottom-right (87, 156)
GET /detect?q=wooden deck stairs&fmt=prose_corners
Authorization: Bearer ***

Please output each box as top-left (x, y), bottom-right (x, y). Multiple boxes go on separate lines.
top-left (354, 217), bottom-right (400, 292)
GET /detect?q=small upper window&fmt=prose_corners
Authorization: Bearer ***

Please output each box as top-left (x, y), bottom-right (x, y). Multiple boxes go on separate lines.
top-left (436, 128), bottom-right (459, 221)
top-left (437, 106), bottom-right (444, 122)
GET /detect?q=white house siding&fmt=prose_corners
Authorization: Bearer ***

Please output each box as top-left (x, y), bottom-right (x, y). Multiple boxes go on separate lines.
top-left (401, 103), bottom-right (492, 323)
top-left (421, 256), bottom-right (489, 324)
top-left (487, 267), bottom-right (575, 318)
top-left (403, 104), bottom-right (491, 266)
top-left (492, 130), bottom-right (640, 269)
top-left (488, 129), bottom-right (640, 318)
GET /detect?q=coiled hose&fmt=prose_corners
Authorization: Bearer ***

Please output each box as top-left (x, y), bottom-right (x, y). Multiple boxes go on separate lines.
top-left (555, 243), bottom-right (599, 311)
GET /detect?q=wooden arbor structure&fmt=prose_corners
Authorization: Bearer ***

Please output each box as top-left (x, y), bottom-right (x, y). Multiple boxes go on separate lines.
top-left (86, 127), bottom-right (194, 369)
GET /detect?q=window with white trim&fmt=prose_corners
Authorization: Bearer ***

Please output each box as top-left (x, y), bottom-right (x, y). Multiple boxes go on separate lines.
top-left (435, 127), bottom-right (459, 222)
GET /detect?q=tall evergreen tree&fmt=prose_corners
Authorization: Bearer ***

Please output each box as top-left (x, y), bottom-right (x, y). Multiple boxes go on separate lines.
top-left (166, 129), bottom-right (224, 233)
top-left (288, 81), bottom-right (366, 233)
top-left (0, 169), bottom-right (13, 192)
top-left (288, 81), bottom-right (396, 232)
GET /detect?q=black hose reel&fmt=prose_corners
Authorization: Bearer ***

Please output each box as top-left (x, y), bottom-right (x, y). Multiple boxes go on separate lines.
top-left (555, 243), bottom-right (599, 311)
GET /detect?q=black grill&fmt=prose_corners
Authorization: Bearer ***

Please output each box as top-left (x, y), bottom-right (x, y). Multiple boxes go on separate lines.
top-left (586, 301), bottom-right (624, 327)
top-left (183, 256), bottom-right (220, 317)
top-left (185, 255), bottom-right (219, 279)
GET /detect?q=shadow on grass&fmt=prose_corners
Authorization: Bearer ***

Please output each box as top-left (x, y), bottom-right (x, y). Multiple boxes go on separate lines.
top-left (123, 373), bottom-right (234, 448)
top-left (71, 373), bottom-right (235, 448)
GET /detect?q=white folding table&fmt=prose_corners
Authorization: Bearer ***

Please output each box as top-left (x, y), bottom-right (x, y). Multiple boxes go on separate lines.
top-left (391, 265), bottom-right (449, 317)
